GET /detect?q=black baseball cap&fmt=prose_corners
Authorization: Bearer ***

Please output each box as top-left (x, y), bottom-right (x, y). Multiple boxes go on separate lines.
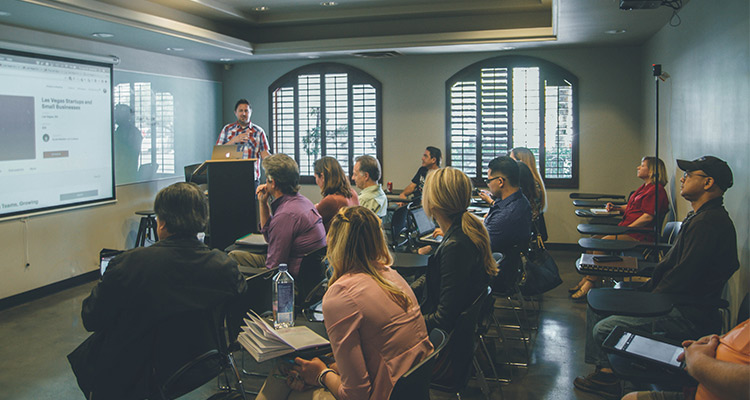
top-left (677, 156), bottom-right (733, 191)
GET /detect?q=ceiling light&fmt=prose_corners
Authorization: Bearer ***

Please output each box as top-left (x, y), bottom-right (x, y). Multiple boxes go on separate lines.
top-left (0, 11), bottom-right (11, 17)
top-left (166, 47), bottom-right (184, 52)
top-left (91, 32), bottom-right (114, 38)
top-left (605, 29), bottom-right (627, 35)
top-left (254, 6), bottom-right (269, 12)
top-left (219, 58), bottom-right (234, 62)
top-left (320, 1), bottom-right (338, 6)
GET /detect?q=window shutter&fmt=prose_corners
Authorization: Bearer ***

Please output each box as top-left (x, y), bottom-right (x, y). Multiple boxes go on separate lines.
top-left (544, 81), bottom-right (574, 179)
top-left (479, 67), bottom-right (511, 176)
top-left (449, 81), bottom-right (478, 176)
top-left (352, 84), bottom-right (378, 160)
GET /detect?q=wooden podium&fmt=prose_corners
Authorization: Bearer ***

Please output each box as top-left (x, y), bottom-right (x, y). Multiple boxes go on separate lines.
top-left (194, 159), bottom-right (258, 251)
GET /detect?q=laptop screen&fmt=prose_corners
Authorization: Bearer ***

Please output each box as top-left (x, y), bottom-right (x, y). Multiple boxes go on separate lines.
top-left (411, 207), bottom-right (436, 235)
top-left (211, 144), bottom-right (244, 160)
top-left (100, 249), bottom-right (124, 277)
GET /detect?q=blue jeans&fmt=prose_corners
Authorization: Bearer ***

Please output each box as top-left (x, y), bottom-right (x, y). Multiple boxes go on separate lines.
top-left (584, 306), bottom-right (700, 368)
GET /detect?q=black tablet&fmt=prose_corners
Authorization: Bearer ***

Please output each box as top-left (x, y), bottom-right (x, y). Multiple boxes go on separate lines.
top-left (602, 326), bottom-right (686, 372)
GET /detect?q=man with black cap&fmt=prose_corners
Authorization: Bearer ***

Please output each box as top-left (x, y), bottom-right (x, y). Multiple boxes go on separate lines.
top-left (573, 156), bottom-right (739, 399)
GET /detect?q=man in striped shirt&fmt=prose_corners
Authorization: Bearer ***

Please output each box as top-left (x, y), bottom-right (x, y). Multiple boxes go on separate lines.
top-left (216, 99), bottom-right (271, 183)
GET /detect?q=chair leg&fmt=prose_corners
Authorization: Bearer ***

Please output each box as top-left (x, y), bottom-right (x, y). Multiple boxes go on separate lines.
top-left (472, 355), bottom-right (492, 400)
top-left (227, 353), bottom-right (249, 400)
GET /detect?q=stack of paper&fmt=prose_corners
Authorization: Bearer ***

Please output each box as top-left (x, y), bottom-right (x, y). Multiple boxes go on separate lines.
top-left (237, 310), bottom-right (329, 362)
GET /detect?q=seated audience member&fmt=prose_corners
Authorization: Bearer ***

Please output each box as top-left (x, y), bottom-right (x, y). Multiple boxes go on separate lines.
top-left (478, 156), bottom-right (532, 289)
top-left (256, 206), bottom-right (433, 400)
top-left (314, 156), bottom-right (359, 230)
top-left (398, 146), bottom-right (441, 202)
top-left (574, 156), bottom-right (739, 400)
top-left (68, 182), bottom-right (246, 400)
top-left (229, 153), bottom-right (326, 277)
top-left (510, 147), bottom-right (547, 220)
top-left (352, 155), bottom-right (388, 218)
top-left (570, 156), bottom-right (670, 300)
top-left (411, 167), bottom-right (498, 333)
top-left (622, 319), bottom-right (749, 400)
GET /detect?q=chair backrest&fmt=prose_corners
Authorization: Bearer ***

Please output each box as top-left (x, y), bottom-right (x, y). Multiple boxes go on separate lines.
top-left (661, 221), bottom-right (682, 244)
top-left (492, 245), bottom-right (523, 295)
top-left (389, 328), bottom-right (448, 400)
top-left (183, 162), bottom-right (206, 184)
top-left (738, 293), bottom-right (750, 327)
top-left (430, 287), bottom-right (490, 392)
top-left (150, 307), bottom-right (227, 400)
top-left (226, 268), bottom-right (278, 338)
top-left (296, 246), bottom-right (328, 307)
top-left (390, 205), bottom-right (410, 248)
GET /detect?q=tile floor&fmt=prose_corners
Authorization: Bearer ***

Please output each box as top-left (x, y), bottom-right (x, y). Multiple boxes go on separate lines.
top-left (0, 250), bottom-right (612, 400)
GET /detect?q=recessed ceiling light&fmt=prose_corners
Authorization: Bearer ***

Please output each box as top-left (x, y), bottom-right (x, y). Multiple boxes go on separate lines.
top-left (320, 1), bottom-right (338, 6)
top-left (91, 32), bottom-right (115, 38)
top-left (166, 47), bottom-right (184, 52)
top-left (0, 11), bottom-right (11, 17)
top-left (254, 6), bottom-right (269, 12)
top-left (219, 58), bottom-right (234, 62)
top-left (605, 29), bottom-right (627, 35)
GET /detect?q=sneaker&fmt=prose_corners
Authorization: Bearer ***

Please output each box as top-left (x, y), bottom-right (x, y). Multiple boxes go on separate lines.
top-left (573, 370), bottom-right (621, 399)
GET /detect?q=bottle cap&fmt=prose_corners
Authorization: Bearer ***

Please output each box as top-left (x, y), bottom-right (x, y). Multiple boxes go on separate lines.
top-left (279, 263), bottom-right (288, 271)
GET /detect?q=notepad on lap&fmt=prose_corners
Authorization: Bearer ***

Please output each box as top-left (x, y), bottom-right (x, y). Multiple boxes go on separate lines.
top-left (590, 208), bottom-right (620, 215)
top-left (235, 233), bottom-right (268, 246)
top-left (578, 254), bottom-right (639, 274)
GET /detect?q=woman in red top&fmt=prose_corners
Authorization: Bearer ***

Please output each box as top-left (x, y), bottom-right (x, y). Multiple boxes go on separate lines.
top-left (314, 157), bottom-right (359, 231)
top-left (570, 156), bottom-right (669, 300)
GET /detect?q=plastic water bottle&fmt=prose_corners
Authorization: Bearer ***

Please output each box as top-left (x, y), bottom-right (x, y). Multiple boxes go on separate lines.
top-left (273, 263), bottom-right (295, 329)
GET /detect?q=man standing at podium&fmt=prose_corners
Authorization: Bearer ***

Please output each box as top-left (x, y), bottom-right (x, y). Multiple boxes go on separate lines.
top-left (216, 99), bottom-right (271, 184)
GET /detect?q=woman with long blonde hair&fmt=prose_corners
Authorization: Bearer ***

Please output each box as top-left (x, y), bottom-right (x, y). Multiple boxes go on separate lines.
top-left (510, 147), bottom-right (547, 215)
top-left (256, 206), bottom-right (432, 400)
top-left (412, 167), bottom-right (498, 332)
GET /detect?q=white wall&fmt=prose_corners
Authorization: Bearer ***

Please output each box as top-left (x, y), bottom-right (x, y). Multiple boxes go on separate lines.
top-left (0, 25), bottom-right (222, 300)
top-left (641, 0), bottom-right (749, 319)
top-left (223, 46), bottom-right (647, 244)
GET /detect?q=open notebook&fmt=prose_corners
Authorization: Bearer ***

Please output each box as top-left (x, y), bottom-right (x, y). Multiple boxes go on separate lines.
top-left (237, 310), bottom-right (329, 362)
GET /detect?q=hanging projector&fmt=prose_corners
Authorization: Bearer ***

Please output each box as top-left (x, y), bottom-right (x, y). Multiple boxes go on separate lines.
top-left (619, 0), bottom-right (662, 10)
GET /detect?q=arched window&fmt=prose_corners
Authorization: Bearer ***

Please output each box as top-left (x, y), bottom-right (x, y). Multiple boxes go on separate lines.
top-left (269, 63), bottom-right (382, 183)
top-left (446, 56), bottom-right (579, 188)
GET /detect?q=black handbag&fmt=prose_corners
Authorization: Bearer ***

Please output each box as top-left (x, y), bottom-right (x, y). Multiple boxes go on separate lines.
top-left (519, 235), bottom-right (562, 296)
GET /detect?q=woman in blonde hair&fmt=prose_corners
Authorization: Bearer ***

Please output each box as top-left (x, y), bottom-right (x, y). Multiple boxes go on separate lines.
top-left (411, 167), bottom-right (498, 332)
top-left (314, 157), bottom-right (359, 231)
top-left (570, 156), bottom-right (669, 300)
top-left (509, 147), bottom-right (547, 216)
top-left (256, 206), bottom-right (432, 400)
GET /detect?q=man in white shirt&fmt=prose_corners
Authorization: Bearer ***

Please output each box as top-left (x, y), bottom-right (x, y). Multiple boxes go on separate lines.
top-left (352, 155), bottom-right (387, 218)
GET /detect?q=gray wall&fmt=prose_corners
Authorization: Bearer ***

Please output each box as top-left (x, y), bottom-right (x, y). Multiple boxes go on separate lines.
top-left (641, 0), bottom-right (749, 320)
top-left (0, 25), bottom-right (222, 299)
top-left (222, 46), bottom-right (647, 244)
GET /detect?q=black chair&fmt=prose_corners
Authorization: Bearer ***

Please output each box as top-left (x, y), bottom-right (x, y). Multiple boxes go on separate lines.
top-left (149, 305), bottom-right (247, 400)
top-left (389, 205), bottom-right (411, 249)
top-left (389, 328), bottom-right (449, 400)
top-left (296, 246), bottom-right (328, 308)
top-left (431, 287), bottom-right (496, 400)
top-left (489, 250), bottom-right (531, 369)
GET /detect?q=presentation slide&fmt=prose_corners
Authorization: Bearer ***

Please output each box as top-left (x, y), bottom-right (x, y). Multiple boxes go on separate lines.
top-left (0, 49), bottom-right (114, 220)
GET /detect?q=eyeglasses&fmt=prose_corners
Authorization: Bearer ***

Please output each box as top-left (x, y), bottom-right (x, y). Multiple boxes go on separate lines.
top-left (682, 171), bottom-right (709, 179)
top-left (484, 176), bottom-right (503, 185)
